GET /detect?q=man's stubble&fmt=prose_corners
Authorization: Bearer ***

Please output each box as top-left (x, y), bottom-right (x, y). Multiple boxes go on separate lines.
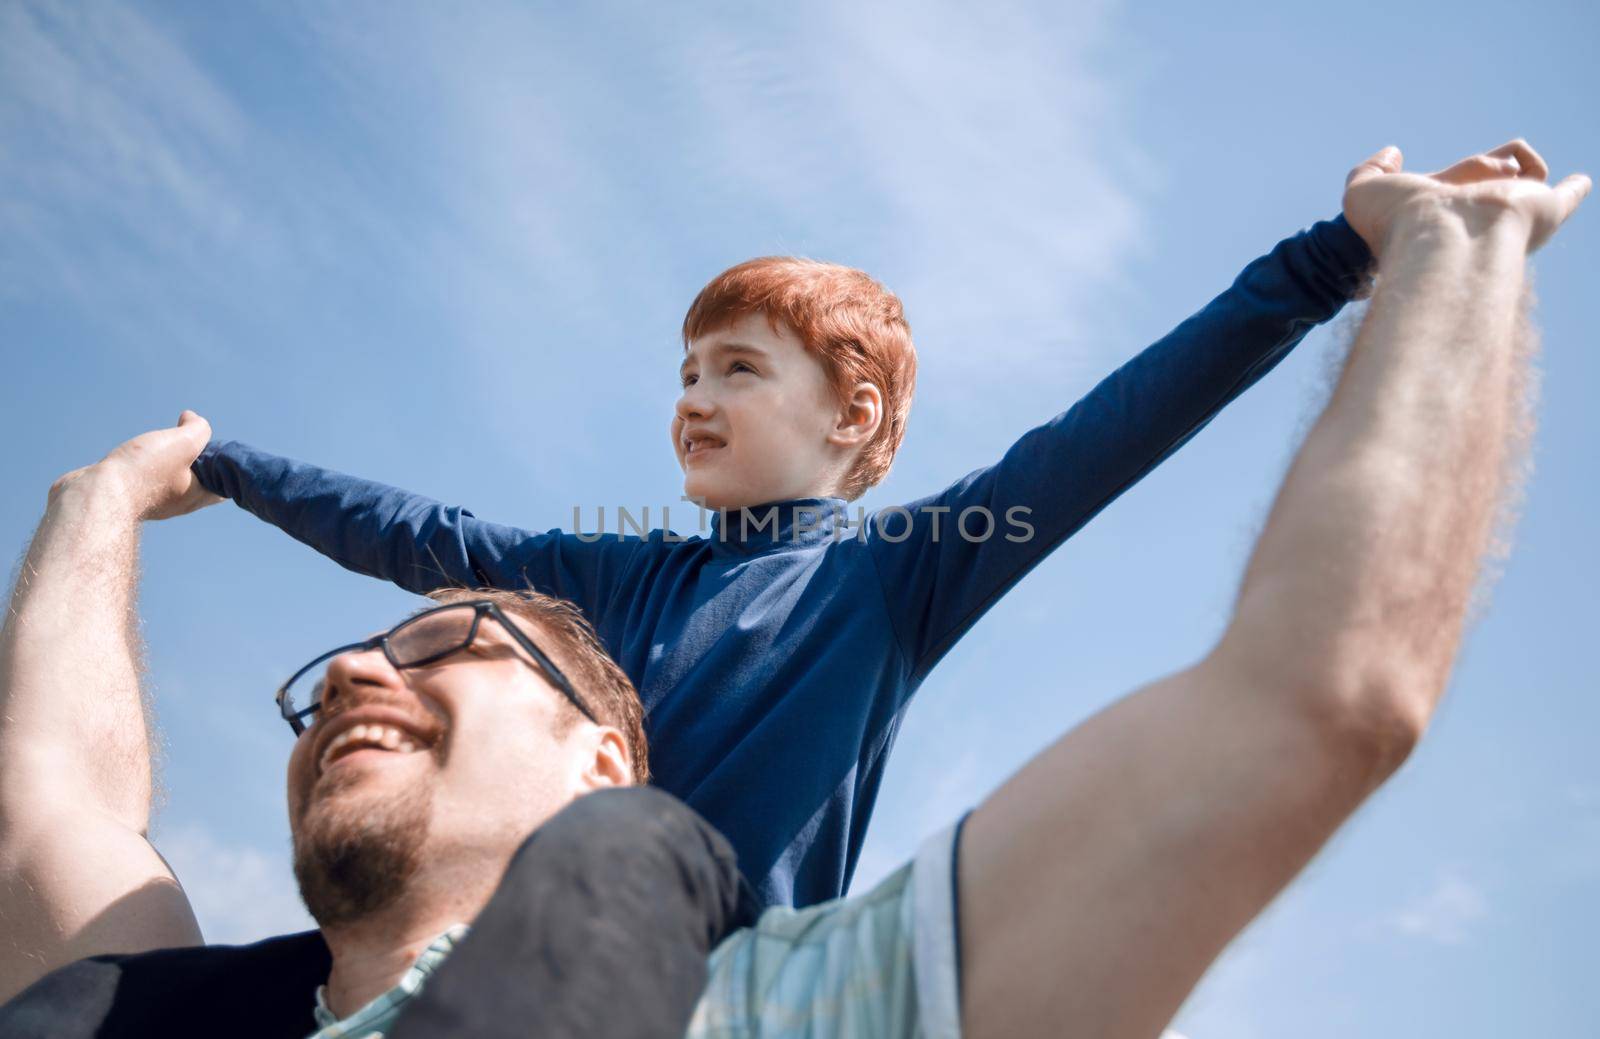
top-left (292, 768), bottom-right (435, 928)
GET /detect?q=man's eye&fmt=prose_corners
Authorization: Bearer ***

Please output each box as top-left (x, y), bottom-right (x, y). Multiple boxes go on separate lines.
top-left (412, 642), bottom-right (493, 672)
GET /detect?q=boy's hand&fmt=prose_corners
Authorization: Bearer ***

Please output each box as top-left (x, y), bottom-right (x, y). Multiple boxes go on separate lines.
top-left (1343, 139), bottom-right (1590, 260)
top-left (52, 410), bottom-right (223, 521)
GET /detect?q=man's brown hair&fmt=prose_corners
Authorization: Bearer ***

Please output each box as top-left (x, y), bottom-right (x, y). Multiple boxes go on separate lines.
top-left (426, 587), bottom-right (649, 782)
top-left (682, 257), bottom-right (917, 500)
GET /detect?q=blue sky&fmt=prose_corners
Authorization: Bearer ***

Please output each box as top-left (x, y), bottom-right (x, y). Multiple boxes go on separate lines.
top-left (2, 1), bottom-right (1595, 1034)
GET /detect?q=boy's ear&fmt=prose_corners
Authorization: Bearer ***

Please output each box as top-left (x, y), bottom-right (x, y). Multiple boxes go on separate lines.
top-left (828, 382), bottom-right (883, 449)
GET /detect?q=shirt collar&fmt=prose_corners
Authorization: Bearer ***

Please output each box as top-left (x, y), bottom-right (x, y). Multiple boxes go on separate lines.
top-left (311, 924), bottom-right (469, 1036)
top-left (706, 498), bottom-right (849, 553)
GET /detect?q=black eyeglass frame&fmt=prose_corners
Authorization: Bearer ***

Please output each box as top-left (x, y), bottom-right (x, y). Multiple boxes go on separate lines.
top-left (275, 600), bottom-right (597, 736)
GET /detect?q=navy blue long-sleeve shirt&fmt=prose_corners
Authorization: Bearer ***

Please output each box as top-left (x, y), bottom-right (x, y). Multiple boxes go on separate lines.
top-left (195, 216), bottom-right (1372, 909)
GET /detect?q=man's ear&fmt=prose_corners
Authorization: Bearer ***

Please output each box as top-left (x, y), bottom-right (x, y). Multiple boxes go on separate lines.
top-left (584, 727), bottom-right (633, 789)
top-left (828, 382), bottom-right (883, 449)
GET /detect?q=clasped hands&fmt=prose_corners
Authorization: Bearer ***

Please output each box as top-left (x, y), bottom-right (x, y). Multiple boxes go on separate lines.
top-left (50, 410), bottom-right (221, 522)
top-left (1343, 138), bottom-right (1589, 260)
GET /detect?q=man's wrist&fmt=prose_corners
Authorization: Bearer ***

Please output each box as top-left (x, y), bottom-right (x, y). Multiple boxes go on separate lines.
top-left (47, 463), bottom-right (143, 523)
top-left (1384, 197), bottom-right (1533, 260)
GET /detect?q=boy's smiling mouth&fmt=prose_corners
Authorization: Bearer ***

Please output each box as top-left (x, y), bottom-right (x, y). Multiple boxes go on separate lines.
top-left (683, 431), bottom-right (727, 461)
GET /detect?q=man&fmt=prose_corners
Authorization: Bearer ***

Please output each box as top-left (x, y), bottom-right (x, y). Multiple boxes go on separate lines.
top-left (0, 427), bottom-right (753, 1038)
top-left (0, 139), bottom-right (1588, 1038)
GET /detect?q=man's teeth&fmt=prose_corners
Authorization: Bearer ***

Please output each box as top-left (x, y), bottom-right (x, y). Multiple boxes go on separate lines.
top-left (321, 724), bottom-right (423, 771)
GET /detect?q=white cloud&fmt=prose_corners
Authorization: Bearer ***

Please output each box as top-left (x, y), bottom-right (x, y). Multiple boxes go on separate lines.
top-left (0, 4), bottom-right (254, 320)
top-left (1390, 872), bottom-right (1488, 946)
top-left (0, 0), bottom-right (425, 357)
top-left (154, 821), bottom-right (315, 946)
top-left (292, 1), bottom-right (1150, 373)
top-left (2, 0), bottom-right (1153, 475)
top-left (796, 0), bottom-right (1149, 366)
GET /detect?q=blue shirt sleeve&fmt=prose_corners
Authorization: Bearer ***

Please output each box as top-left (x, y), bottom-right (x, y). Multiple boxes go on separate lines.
top-left (192, 441), bottom-right (640, 619)
top-left (867, 214), bottom-right (1373, 681)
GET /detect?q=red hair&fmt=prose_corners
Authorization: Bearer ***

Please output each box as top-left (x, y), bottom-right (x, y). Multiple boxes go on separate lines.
top-left (682, 258), bottom-right (917, 499)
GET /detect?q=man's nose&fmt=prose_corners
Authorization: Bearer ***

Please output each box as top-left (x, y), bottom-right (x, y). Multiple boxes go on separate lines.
top-left (320, 647), bottom-right (402, 713)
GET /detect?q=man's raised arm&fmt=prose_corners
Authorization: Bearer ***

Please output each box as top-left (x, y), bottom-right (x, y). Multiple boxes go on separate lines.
top-left (952, 142), bottom-right (1588, 1038)
top-left (0, 414), bottom-right (217, 1001)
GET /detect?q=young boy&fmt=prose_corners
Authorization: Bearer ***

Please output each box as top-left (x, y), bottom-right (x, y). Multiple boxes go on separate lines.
top-left (194, 210), bottom-right (1373, 909)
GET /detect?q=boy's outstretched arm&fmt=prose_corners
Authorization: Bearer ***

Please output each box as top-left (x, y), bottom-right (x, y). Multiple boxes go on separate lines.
top-left (193, 443), bottom-right (639, 620)
top-left (869, 185), bottom-right (1375, 682)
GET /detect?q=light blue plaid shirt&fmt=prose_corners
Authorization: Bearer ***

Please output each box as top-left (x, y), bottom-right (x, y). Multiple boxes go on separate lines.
top-left (307, 925), bottom-right (468, 1039)
top-left (305, 824), bottom-right (965, 1039)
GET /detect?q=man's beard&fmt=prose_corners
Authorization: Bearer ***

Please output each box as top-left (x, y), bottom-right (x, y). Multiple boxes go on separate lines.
top-left (292, 770), bottom-right (435, 929)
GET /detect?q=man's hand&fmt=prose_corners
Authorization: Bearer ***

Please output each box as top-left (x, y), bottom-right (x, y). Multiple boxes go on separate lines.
top-left (53, 410), bottom-right (222, 521)
top-left (1343, 139), bottom-right (1590, 260)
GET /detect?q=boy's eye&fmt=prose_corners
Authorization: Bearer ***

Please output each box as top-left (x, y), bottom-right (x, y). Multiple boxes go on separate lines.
top-left (728, 362), bottom-right (754, 375)
top-left (680, 373), bottom-right (698, 388)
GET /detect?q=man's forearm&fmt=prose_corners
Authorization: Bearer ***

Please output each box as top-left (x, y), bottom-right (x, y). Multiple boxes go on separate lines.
top-left (1224, 206), bottom-right (1533, 739)
top-left (0, 470), bottom-right (152, 831)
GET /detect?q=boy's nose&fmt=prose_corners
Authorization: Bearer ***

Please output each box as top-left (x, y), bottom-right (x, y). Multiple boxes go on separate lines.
top-left (675, 387), bottom-right (715, 421)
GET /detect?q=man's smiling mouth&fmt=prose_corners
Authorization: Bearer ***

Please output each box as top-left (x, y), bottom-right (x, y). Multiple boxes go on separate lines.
top-left (318, 723), bottom-right (432, 774)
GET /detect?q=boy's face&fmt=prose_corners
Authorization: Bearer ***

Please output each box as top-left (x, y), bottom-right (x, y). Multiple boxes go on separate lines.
top-left (674, 313), bottom-right (845, 510)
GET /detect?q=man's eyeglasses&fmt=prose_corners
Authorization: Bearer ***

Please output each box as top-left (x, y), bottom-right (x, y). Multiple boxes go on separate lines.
top-left (275, 601), bottom-right (595, 736)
